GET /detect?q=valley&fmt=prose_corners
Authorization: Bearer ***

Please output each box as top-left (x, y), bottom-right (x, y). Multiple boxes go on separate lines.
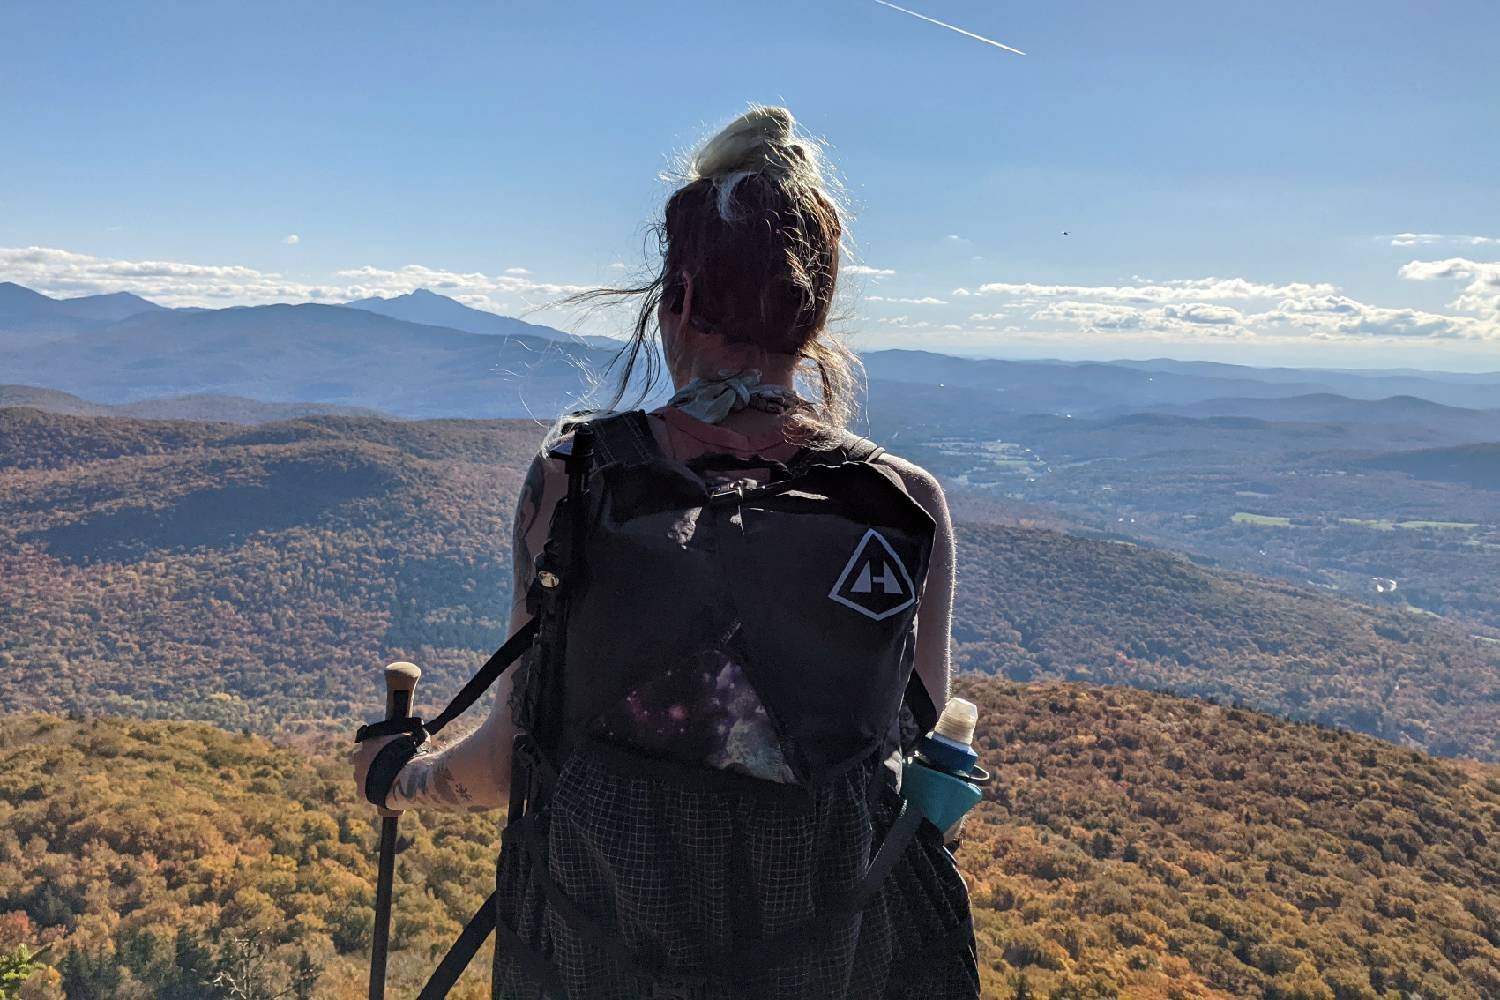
top-left (2, 406), bottom-right (1497, 762)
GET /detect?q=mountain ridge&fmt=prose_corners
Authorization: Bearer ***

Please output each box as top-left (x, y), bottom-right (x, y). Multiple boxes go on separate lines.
top-left (344, 287), bottom-right (616, 348)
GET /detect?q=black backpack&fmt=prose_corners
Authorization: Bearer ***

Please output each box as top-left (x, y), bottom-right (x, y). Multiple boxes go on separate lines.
top-left (397, 410), bottom-right (977, 1000)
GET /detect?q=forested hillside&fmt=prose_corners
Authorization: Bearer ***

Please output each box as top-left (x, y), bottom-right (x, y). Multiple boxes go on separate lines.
top-left (0, 714), bottom-right (497, 999)
top-left (955, 678), bottom-right (1500, 1000)
top-left (3, 681), bottom-right (1498, 998)
top-left (952, 526), bottom-right (1500, 760)
top-left (1366, 443), bottom-right (1500, 491)
top-left (3, 407), bottom-right (1498, 759)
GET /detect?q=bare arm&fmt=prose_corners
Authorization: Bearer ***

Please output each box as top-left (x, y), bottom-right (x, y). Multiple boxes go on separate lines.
top-left (377, 448), bottom-right (567, 812)
top-left (876, 454), bottom-right (955, 708)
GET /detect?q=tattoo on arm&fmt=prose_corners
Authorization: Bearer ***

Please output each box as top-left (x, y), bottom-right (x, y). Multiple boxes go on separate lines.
top-left (511, 455), bottom-right (548, 606)
top-left (392, 754), bottom-right (475, 810)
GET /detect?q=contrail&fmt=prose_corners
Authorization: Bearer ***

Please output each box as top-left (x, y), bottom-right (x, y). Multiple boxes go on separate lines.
top-left (872, 0), bottom-right (1026, 56)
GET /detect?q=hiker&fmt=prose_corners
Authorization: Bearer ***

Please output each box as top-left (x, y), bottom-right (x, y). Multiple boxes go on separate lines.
top-left (354, 106), bottom-right (978, 1000)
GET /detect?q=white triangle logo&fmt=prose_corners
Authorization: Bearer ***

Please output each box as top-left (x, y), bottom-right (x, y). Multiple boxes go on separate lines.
top-left (828, 528), bottom-right (917, 621)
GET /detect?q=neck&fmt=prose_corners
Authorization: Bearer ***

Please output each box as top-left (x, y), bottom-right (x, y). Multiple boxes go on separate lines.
top-left (671, 360), bottom-right (796, 392)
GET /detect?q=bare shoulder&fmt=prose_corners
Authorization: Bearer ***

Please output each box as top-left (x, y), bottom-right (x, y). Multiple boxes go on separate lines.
top-left (876, 452), bottom-right (942, 509)
top-left (870, 452), bottom-right (948, 542)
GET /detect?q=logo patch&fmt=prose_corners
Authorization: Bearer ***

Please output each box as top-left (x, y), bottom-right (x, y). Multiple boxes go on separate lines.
top-left (828, 528), bottom-right (917, 621)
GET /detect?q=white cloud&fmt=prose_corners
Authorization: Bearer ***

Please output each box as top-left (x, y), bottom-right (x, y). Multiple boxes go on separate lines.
top-left (875, 315), bottom-right (934, 329)
top-left (0, 245), bottom-right (590, 313)
top-left (843, 264), bottom-right (896, 277)
top-left (928, 267), bottom-right (1500, 344)
top-left (504, 266), bottom-right (530, 274)
top-left (0, 245), bottom-right (340, 306)
top-left (1160, 303), bottom-right (1244, 326)
top-left (281, 234), bottom-right (300, 245)
top-left (957, 276), bottom-right (1337, 304)
top-left (1386, 233), bottom-right (1499, 248)
top-left (867, 295), bottom-right (947, 305)
top-left (1034, 301), bottom-right (1147, 331)
top-left (1264, 294), bottom-right (1481, 340)
top-left (1398, 256), bottom-right (1500, 319)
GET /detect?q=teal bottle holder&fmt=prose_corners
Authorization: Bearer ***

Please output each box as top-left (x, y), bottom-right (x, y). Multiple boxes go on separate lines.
top-left (901, 757), bottom-right (986, 834)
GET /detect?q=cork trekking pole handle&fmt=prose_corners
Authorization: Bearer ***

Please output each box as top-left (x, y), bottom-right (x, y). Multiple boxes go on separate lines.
top-left (370, 661), bottom-right (420, 1000)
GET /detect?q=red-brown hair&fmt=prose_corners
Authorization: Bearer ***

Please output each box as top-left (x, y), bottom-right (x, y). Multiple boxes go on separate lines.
top-left (578, 106), bottom-right (860, 430)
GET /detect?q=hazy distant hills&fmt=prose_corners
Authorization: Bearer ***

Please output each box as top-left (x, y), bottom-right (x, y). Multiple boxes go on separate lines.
top-left (0, 383), bottom-right (386, 423)
top-left (2, 406), bottom-right (1495, 760)
top-left (1144, 392), bottom-right (1500, 442)
top-left (1367, 443), bottom-right (1500, 491)
top-left (863, 348), bottom-right (1500, 412)
top-left (0, 281), bottom-right (164, 327)
top-left (0, 285), bottom-right (620, 418)
top-left (6, 280), bottom-right (1499, 423)
top-left (1113, 355), bottom-right (1500, 390)
top-left (864, 378), bottom-right (1493, 455)
top-left (345, 287), bottom-right (618, 349)
top-left (0, 281), bottom-right (165, 347)
top-left (953, 523), bottom-right (1499, 759)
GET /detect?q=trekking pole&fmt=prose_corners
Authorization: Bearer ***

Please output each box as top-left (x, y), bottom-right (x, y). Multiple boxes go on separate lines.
top-left (370, 661), bottom-right (421, 1000)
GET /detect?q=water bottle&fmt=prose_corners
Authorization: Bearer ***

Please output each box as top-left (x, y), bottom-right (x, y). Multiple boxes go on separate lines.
top-left (901, 697), bottom-right (989, 840)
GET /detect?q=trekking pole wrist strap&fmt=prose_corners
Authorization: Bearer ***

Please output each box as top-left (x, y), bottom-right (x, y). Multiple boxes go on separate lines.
top-left (363, 732), bottom-right (427, 809)
top-left (355, 717), bottom-right (427, 742)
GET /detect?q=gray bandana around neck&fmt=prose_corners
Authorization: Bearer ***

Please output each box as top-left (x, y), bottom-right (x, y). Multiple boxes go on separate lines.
top-left (667, 369), bottom-right (802, 425)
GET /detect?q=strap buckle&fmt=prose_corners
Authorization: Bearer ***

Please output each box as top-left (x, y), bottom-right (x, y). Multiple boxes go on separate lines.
top-left (708, 482), bottom-right (746, 504)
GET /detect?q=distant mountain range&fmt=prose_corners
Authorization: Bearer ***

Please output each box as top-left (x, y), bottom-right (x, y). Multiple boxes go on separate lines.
top-left (5, 280), bottom-right (1499, 424)
top-left (0, 282), bottom-right (623, 419)
top-left (862, 348), bottom-right (1500, 412)
top-left (344, 287), bottom-right (617, 348)
top-left (1366, 442), bottom-right (1500, 491)
top-left (0, 281), bottom-right (165, 347)
top-left (0, 383), bottom-right (385, 422)
top-left (1142, 391), bottom-right (1500, 442)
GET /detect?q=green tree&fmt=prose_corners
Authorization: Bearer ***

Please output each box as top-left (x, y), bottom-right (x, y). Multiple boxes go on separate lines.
top-left (160, 931), bottom-right (218, 1000)
top-left (58, 949), bottom-right (120, 1000)
top-left (1, 944), bottom-right (42, 1000)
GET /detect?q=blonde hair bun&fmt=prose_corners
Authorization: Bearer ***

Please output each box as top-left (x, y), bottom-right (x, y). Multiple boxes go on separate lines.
top-left (688, 105), bottom-right (827, 193)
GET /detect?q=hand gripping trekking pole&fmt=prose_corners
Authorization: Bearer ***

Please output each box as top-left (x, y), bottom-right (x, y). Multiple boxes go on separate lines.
top-left (370, 661), bottom-right (421, 1000)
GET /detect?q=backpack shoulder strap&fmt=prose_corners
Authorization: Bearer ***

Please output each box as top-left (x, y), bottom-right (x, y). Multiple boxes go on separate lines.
top-left (557, 409), bottom-right (657, 467)
top-left (786, 428), bottom-right (886, 475)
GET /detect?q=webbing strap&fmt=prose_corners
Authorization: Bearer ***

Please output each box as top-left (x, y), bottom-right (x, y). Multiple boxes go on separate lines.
top-left (425, 617), bottom-right (539, 737)
top-left (416, 894), bottom-right (498, 1000)
top-left (786, 428), bottom-right (886, 476)
top-left (903, 669), bottom-right (939, 738)
top-left (355, 617), bottom-right (540, 746)
top-left (581, 410), bottom-right (656, 467)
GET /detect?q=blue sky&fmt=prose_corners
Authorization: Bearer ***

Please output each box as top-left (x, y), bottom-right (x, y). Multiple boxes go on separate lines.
top-left (3, 1), bottom-right (1498, 370)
